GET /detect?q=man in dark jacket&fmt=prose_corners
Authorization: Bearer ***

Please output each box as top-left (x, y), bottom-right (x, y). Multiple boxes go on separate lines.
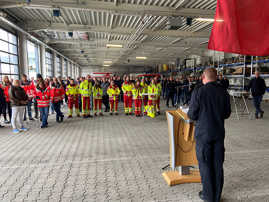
top-left (101, 77), bottom-right (110, 112)
top-left (218, 75), bottom-right (230, 90)
top-left (188, 68), bottom-right (231, 202)
top-left (247, 71), bottom-right (267, 119)
top-left (166, 77), bottom-right (177, 107)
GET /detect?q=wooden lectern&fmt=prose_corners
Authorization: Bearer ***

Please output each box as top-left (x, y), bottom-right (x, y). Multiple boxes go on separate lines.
top-left (162, 108), bottom-right (201, 186)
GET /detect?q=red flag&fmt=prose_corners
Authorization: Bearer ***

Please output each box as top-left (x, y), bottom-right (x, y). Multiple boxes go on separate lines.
top-left (208, 0), bottom-right (269, 56)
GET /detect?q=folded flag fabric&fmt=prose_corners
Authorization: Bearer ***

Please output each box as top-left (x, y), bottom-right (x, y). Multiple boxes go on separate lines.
top-left (208, 0), bottom-right (269, 56)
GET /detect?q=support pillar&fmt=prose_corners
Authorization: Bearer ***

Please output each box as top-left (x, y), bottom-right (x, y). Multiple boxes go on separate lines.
top-left (40, 45), bottom-right (46, 78)
top-left (53, 52), bottom-right (57, 77)
top-left (18, 33), bottom-right (28, 76)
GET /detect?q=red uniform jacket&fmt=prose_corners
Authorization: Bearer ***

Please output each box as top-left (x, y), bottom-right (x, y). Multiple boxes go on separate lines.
top-left (50, 85), bottom-right (65, 103)
top-left (21, 81), bottom-right (36, 100)
top-left (35, 87), bottom-right (50, 108)
top-left (2, 83), bottom-right (11, 102)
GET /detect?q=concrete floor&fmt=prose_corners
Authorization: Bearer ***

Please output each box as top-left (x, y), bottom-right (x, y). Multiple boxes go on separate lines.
top-left (0, 100), bottom-right (269, 202)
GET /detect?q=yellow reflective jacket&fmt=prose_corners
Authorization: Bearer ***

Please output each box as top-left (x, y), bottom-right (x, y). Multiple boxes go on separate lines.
top-left (79, 80), bottom-right (92, 97)
top-left (148, 84), bottom-right (158, 100)
top-left (122, 82), bottom-right (134, 96)
top-left (107, 85), bottom-right (120, 100)
top-left (132, 87), bottom-right (143, 99)
top-left (141, 82), bottom-right (148, 94)
top-left (92, 86), bottom-right (103, 99)
top-left (156, 83), bottom-right (162, 96)
top-left (66, 84), bottom-right (79, 96)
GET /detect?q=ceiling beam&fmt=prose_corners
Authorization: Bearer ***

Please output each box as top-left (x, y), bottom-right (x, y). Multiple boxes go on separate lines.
top-left (0, 0), bottom-right (215, 18)
top-left (51, 40), bottom-right (207, 49)
top-left (26, 22), bottom-right (210, 38)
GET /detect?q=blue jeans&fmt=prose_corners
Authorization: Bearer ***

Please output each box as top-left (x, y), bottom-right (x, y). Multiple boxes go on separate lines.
top-left (39, 107), bottom-right (49, 127)
top-left (50, 102), bottom-right (55, 113)
top-left (24, 100), bottom-right (32, 120)
top-left (53, 102), bottom-right (63, 121)
top-left (253, 95), bottom-right (263, 115)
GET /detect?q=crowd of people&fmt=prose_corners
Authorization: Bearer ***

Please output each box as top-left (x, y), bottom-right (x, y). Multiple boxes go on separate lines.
top-left (0, 74), bottom-right (163, 133)
top-left (161, 74), bottom-right (230, 108)
top-left (0, 70), bottom-right (266, 134)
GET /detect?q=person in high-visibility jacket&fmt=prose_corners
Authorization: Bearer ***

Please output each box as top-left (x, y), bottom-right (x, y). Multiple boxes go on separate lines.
top-left (122, 76), bottom-right (134, 115)
top-left (147, 79), bottom-right (158, 118)
top-left (92, 81), bottom-right (103, 116)
top-left (107, 80), bottom-right (120, 115)
top-left (141, 78), bottom-right (148, 116)
top-left (132, 81), bottom-right (143, 117)
top-left (80, 76), bottom-right (92, 118)
top-left (50, 78), bottom-right (65, 123)
top-left (66, 79), bottom-right (80, 118)
top-left (35, 80), bottom-right (50, 128)
top-left (155, 77), bottom-right (162, 115)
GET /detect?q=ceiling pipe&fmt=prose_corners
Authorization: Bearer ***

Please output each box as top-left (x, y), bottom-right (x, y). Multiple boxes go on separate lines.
top-left (0, 12), bottom-right (80, 68)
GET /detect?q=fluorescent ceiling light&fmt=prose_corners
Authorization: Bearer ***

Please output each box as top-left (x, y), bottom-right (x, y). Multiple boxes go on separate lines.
top-left (106, 44), bottom-right (123, 48)
top-left (103, 64), bottom-right (111, 67)
top-left (196, 18), bottom-right (224, 22)
top-left (136, 56), bottom-right (147, 60)
top-left (104, 61), bottom-right (113, 64)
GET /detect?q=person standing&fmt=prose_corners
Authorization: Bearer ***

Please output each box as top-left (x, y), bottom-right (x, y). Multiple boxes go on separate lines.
top-left (2, 76), bottom-right (12, 124)
top-left (188, 68), bottom-right (231, 202)
top-left (155, 77), bottom-right (162, 115)
top-left (21, 74), bottom-right (35, 121)
top-left (0, 84), bottom-right (5, 128)
top-left (35, 81), bottom-right (50, 128)
top-left (247, 71), bottom-right (267, 119)
top-left (122, 76), bottom-right (134, 115)
top-left (66, 79), bottom-right (80, 118)
top-left (32, 74), bottom-right (43, 119)
top-left (132, 81), bottom-right (143, 117)
top-left (147, 79), bottom-right (158, 118)
top-left (101, 77), bottom-right (110, 112)
top-left (107, 80), bottom-right (120, 115)
top-left (50, 78), bottom-right (64, 123)
top-left (166, 77), bottom-right (176, 108)
top-left (80, 76), bottom-right (92, 118)
top-left (218, 75), bottom-right (230, 90)
top-left (9, 80), bottom-right (29, 134)
top-left (141, 78), bottom-right (148, 116)
top-left (92, 81), bottom-right (103, 116)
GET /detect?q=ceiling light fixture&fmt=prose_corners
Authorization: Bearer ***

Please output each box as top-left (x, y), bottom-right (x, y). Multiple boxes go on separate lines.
top-left (104, 61), bottom-right (113, 64)
top-left (103, 64), bottom-right (111, 67)
top-left (106, 44), bottom-right (123, 48)
top-left (136, 56), bottom-right (147, 60)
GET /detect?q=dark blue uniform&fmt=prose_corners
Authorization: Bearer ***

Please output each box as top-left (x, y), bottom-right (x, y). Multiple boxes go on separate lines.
top-left (188, 81), bottom-right (231, 202)
top-left (247, 77), bottom-right (266, 117)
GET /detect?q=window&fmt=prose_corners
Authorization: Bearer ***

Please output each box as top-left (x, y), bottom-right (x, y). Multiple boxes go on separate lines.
top-left (0, 28), bottom-right (19, 82)
top-left (70, 63), bottom-right (73, 78)
top-left (27, 40), bottom-right (40, 79)
top-left (63, 59), bottom-right (67, 78)
top-left (45, 51), bottom-right (53, 78)
top-left (56, 56), bottom-right (62, 77)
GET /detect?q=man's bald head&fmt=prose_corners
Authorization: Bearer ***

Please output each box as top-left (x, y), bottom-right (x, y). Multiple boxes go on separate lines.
top-left (202, 68), bottom-right (217, 84)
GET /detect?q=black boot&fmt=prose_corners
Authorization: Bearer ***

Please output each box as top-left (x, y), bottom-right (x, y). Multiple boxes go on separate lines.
top-left (260, 111), bottom-right (264, 119)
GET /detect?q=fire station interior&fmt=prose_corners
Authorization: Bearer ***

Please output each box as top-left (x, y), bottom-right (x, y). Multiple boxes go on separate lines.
top-left (0, 0), bottom-right (269, 201)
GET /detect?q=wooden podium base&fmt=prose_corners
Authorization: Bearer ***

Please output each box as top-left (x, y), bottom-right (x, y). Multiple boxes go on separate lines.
top-left (162, 170), bottom-right (201, 186)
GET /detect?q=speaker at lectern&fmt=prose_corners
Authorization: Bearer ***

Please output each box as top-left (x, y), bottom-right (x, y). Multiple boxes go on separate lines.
top-left (162, 108), bottom-right (201, 186)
